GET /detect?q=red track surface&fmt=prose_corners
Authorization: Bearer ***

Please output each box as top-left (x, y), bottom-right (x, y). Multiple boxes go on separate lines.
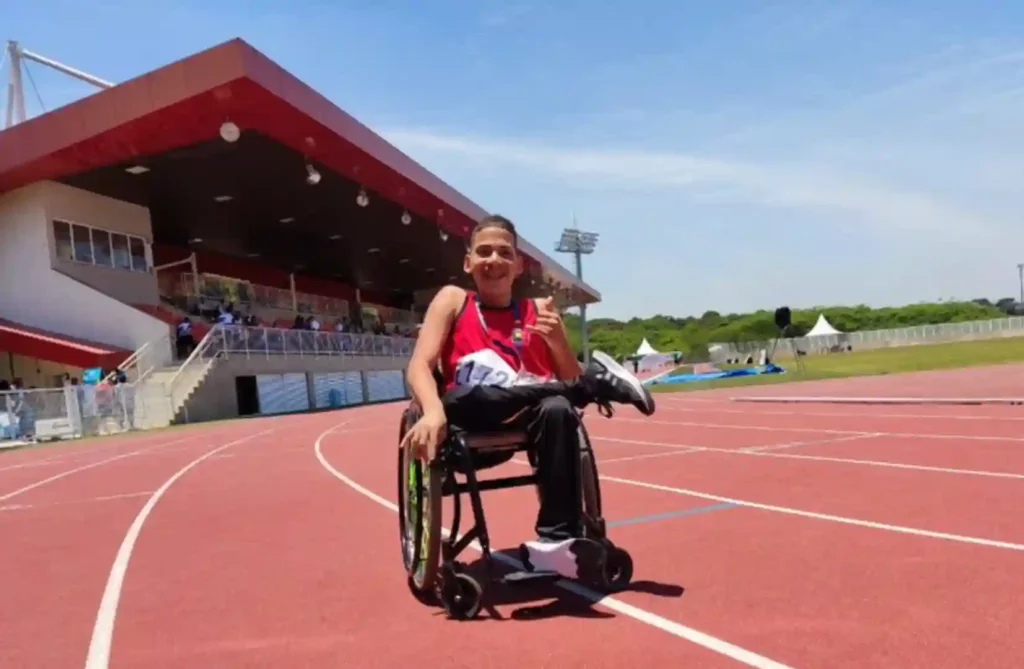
top-left (2, 365), bottom-right (1024, 668)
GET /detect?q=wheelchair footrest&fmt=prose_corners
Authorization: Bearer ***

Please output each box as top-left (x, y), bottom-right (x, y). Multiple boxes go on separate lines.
top-left (501, 570), bottom-right (562, 586)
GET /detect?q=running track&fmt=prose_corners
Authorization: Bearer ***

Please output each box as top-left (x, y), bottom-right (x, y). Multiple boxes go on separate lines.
top-left (2, 368), bottom-right (1024, 668)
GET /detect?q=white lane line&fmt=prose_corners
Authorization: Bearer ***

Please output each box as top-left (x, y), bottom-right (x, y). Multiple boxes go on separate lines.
top-left (614, 416), bottom-right (1024, 442)
top-left (0, 434), bottom-right (204, 503)
top-left (593, 436), bottom-right (1024, 480)
top-left (0, 491), bottom-right (154, 512)
top-left (83, 428), bottom-right (276, 669)
top-left (657, 400), bottom-right (1024, 422)
top-left (313, 422), bottom-right (796, 669)
top-left (598, 474), bottom-right (1024, 551)
top-left (739, 433), bottom-right (880, 453)
top-left (587, 448), bottom-right (707, 465)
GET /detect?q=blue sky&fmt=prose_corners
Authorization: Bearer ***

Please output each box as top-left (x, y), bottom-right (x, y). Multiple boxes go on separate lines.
top-left (6, 1), bottom-right (1024, 319)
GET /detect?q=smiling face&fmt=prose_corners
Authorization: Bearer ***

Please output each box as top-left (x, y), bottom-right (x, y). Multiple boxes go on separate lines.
top-left (464, 223), bottom-right (523, 305)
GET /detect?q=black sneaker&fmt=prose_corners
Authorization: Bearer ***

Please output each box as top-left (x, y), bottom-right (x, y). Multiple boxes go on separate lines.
top-left (584, 350), bottom-right (656, 416)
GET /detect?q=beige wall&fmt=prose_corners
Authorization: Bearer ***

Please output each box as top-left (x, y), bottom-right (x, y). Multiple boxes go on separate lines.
top-left (0, 183), bottom-right (170, 355)
top-left (41, 181), bottom-right (160, 306)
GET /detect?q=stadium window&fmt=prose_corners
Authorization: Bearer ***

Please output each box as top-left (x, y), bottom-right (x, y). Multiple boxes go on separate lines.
top-left (129, 236), bottom-right (149, 273)
top-left (111, 233), bottom-right (132, 271)
top-left (53, 220), bottom-right (74, 262)
top-left (52, 219), bottom-right (152, 274)
top-left (92, 229), bottom-right (113, 268)
top-left (72, 224), bottom-right (93, 264)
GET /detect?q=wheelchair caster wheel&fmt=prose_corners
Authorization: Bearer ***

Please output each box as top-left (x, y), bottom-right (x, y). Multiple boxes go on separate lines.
top-left (441, 573), bottom-right (483, 620)
top-left (601, 548), bottom-right (633, 592)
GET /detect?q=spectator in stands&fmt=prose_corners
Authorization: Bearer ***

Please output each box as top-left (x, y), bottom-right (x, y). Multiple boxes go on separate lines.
top-left (292, 315), bottom-right (306, 330)
top-left (309, 315), bottom-right (321, 331)
top-left (175, 317), bottom-right (195, 360)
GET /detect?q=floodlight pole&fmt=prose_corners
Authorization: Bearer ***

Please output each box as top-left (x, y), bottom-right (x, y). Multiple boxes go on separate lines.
top-left (4, 40), bottom-right (113, 129)
top-left (1017, 262), bottom-right (1024, 304)
top-left (555, 217), bottom-right (598, 365)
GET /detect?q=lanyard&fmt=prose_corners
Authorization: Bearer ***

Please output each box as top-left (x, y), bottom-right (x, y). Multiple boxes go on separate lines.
top-left (473, 294), bottom-right (524, 366)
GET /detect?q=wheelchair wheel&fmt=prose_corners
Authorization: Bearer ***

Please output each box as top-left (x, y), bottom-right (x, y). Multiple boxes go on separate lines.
top-left (440, 571), bottom-right (483, 620)
top-left (578, 422), bottom-right (603, 538)
top-left (601, 547), bottom-right (634, 592)
top-left (397, 407), bottom-right (442, 598)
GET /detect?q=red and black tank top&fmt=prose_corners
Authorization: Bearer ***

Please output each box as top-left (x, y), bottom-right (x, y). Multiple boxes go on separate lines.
top-left (439, 290), bottom-right (557, 391)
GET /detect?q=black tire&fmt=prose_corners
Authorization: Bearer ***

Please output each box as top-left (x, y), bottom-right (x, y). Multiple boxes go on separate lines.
top-left (578, 422), bottom-right (603, 538)
top-left (397, 406), bottom-right (442, 597)
top-left (601, 548), bottom-right (634, 592)
top-left (441, 572), bottom-right (483, 620)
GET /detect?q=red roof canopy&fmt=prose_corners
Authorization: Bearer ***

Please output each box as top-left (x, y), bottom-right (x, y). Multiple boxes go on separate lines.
top-left (0, 38), bottom-right (598, 303)
top-left (0, 319), bottom-right (130, 371)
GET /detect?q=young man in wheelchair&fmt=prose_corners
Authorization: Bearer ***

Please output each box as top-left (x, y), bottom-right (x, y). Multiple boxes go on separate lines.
top-left (402, 214), bottom-right (656, 583)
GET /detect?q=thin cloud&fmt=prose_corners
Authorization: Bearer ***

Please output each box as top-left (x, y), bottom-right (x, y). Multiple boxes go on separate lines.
top-left (383, 129), bottom-right (1000, 242)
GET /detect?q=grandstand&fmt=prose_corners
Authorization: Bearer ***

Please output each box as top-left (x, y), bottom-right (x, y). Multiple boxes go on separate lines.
top-left (0, 38), bottom-right (597, 441)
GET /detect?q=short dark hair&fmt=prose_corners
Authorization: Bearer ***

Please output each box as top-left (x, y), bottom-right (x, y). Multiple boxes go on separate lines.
top-left (469, 214), bottom-right (518, 248)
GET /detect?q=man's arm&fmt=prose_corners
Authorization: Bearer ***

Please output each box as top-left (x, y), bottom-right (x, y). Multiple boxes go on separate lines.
top-left (406, 285), bottom-right (464, 417)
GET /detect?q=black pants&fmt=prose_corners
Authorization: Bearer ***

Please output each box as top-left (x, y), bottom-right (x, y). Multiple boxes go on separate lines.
top-left (442, 382), bottom-right (586, 541)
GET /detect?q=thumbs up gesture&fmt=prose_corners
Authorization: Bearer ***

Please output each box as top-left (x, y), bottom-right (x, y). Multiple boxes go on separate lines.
top-left (527, 296), bottom-right (567, 345)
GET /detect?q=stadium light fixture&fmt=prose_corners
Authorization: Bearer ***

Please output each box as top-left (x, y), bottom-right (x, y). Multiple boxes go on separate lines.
top-left (401, 210), bottom-right (412, 225)
top-left (219, 121), bottom-right (241, 143)
top-left (554, 220), bottom-right (598, 364)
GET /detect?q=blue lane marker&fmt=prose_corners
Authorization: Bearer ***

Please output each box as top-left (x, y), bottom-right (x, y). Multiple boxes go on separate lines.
top-left (606, 502), bottom-right (740, 528)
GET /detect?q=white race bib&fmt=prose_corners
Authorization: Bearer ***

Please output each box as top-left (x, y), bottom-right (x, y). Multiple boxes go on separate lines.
top-left (453, 349), bottom-right (519, 389)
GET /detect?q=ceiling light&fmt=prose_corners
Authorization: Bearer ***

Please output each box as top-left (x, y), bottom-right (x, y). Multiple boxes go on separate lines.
top-left (189, 238), bottom-right (203, 244)
top-left (367, 248), bottom-right (380, 254)
top-left (279, 216), bottom-right (295, 223)
top-left (439, 230), bottom-right (448, 242)
top-left (219, 121), bottom-right (241, 143)
top-left (305, 164), bottom-right (321, 185)
top-left (329, 234), bottom-right (342, 240)
top-left (425, 267), bottom-right (435, 272)
top-left (214, 195), bottom-right (233, 203)
top-left (399, 258), bottom-right (409, 264)
top-left (356, 188), bottom-right (370, 207)
top-left (247, 253), bottom-right (260, 258)
top-left (125, 165), bottom-right (149, 175)
top-left (400, 210), bottom-right (412, 225)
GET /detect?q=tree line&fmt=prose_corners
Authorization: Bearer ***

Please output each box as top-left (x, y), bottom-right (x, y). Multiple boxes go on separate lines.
top-left (562, 298), bottom-right (1021, 361)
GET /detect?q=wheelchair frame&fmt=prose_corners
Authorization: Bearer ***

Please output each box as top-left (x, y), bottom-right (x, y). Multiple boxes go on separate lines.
top-left (398, 402), bottom-right (633, 620)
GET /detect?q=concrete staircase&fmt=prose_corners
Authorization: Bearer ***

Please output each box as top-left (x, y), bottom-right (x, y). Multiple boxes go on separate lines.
top-left (130, 358), bottom-right (218, 429)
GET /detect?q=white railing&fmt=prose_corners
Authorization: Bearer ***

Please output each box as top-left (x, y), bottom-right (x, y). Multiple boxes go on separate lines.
top-left (212, 325), bottom-right (415, 359)
top-left (103, 330), bottom-right (173, 387)
top-left (165, 272), bottom-right (420, 326)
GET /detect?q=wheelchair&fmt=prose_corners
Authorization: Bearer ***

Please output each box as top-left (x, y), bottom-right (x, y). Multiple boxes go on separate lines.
top-left (397, 400), bottom-right (634, 620)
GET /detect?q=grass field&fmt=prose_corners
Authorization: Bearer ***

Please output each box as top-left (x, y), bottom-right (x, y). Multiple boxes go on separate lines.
top-left (650, 336), bottom-right (1024, 393)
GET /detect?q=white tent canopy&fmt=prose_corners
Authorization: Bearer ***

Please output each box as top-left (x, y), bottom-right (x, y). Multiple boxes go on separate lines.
top-left (635, 338), bottom-right (658, 356)
top-left (805, 313), bottom-right (843, 337)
